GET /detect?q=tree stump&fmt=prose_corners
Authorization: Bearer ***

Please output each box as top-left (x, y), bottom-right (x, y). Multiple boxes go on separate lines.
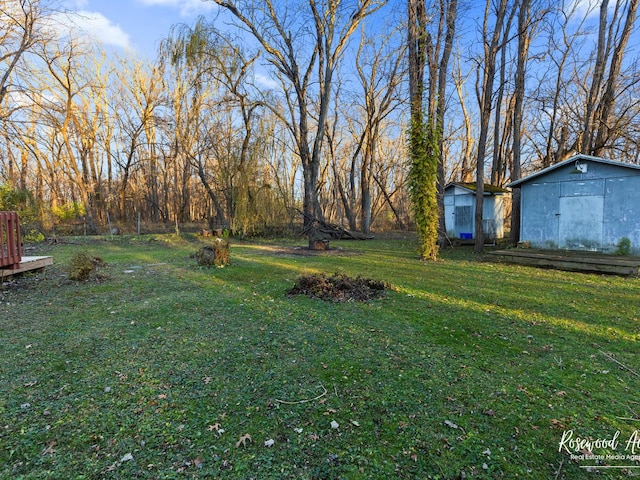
top-left (194, 239), bottom-right (230, 267)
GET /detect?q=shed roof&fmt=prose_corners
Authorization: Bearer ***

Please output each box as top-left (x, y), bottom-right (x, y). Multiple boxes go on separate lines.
top-left (507, 154), bottom-right (640, 188)
top-left (444, 182), bottom-right (510, 195)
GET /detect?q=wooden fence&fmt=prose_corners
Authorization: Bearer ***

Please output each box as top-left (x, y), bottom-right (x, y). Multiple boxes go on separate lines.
top-left (0, 212), bottom-right (22, 269)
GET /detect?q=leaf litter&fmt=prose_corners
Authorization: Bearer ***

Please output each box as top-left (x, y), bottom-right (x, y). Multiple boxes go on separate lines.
top-left (287, 273), bottom-right (389, 302)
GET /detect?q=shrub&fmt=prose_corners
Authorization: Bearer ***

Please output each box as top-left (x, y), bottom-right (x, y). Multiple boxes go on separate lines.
top-left (616, 237), bottom-right (632, 256)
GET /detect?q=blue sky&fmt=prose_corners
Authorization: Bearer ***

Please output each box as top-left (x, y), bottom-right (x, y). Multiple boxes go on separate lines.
top-left (62, 0), bottom-right (219, 58)
top-left (62, 0), bottom-right (616, 58)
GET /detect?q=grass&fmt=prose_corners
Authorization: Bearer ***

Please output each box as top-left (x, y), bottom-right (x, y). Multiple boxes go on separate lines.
top-left (1, 233), bottom-right (639, 479)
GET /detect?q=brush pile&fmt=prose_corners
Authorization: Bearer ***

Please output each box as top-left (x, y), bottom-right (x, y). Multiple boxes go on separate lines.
top-left (287, 273), bottom-right (389, 302)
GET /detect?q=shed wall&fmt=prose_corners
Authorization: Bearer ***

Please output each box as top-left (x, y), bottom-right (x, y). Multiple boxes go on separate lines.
top-left (444, 189), bottom-right (506, 240)
top-left (518, 161), bottom-right (640, 253)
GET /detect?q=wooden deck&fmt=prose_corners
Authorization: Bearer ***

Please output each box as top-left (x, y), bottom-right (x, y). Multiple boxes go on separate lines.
top-left (0, 256), bottom-right (54, 280)
top-left (487, 249), bottom-right (640, 276)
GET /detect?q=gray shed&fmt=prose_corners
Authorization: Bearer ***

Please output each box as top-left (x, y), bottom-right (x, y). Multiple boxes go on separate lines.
top-left (443, 182), bottom-right (509, 241)
top-left (508, 154), bottom-right (640, 253)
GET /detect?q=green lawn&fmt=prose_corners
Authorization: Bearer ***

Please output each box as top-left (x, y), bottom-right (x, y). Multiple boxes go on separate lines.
top-left (1, 234), bottom-right (639, 479)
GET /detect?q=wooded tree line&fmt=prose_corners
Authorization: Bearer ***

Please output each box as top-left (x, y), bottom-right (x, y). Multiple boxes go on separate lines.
top-left (0, 0), bottom-right (638, 241)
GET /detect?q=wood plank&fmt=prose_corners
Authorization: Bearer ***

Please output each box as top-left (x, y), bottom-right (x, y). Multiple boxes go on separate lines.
top-left (0, 256), bottom-right (53, 279)
top-left (487, 250), bottom-right (639, 276)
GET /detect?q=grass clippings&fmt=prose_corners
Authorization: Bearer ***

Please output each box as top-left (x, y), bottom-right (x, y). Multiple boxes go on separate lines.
top-left (287, 272), bottom-right (389, 302)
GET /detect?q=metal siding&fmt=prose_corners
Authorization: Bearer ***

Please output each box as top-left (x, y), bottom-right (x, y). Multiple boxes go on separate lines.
top-left (444, 202), bottom-right (454, 235)
top-left (444, 191), bottom-right (475, 237)
top-left (603, 176), bottom-right (640, 253)
top-left (444, 188), bottom-right (507, 240)
top-left (558, 196), bottom-right (604, 250)
top-left (520, 182), bottom-right (559, 248)
top-left (560, 179), bottom-right (605, 197)
top-left (493, 196), bottom-right (505, 238)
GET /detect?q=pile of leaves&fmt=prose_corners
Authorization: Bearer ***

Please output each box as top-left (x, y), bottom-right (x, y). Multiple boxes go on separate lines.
top-left (287, 272), bottom-right (389, 302)
top-left (68, 252), bottom-right (106, 281)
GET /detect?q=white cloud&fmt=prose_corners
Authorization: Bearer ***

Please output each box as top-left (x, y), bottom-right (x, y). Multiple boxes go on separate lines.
top-left (255, 73), bottom-right (279, 90)
top-left (567, 0), bottom-right (623, 19)
top-left (136, 0), bottom-right (216, 17)
top-left (53, 11), bottom-right (132, 49)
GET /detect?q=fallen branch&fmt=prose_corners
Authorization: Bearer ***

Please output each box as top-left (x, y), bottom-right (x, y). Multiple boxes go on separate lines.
top-left (297, 210), bottom-right (374, 240)
top-left (599, 350), bottom-right (640, 378)
top-left (275, 384), bottom-right (327, 405)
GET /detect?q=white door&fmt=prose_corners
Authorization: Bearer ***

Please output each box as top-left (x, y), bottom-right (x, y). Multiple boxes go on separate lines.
top-left (558, 195), bottom-right (604, 250)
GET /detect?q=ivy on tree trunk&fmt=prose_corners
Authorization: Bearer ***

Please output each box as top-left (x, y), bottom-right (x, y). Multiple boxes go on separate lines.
top-left (408, 118), bottom-right (440, 260)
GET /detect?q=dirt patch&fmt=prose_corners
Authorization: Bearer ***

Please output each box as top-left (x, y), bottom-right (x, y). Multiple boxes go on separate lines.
top-left (287, 273), bottom-right (390, 302)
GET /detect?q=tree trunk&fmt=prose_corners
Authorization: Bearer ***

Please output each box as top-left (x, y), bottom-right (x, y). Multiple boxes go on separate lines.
top-left (593, 0), bottom-right (638, 156)
top-left (475, 0), bottom-right (510, 254)
top-left (581, 0), bottom-right (609, 154)
top-left (511, 0), bottom-right (533, 246)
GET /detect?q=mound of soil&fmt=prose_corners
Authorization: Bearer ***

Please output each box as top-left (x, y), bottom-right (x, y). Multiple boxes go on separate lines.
top-left (287, 273), bottom-right (389, 302)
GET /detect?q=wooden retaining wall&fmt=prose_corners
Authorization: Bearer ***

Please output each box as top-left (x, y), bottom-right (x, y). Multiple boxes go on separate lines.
top-left (487, 249), bottom-right (640, 277)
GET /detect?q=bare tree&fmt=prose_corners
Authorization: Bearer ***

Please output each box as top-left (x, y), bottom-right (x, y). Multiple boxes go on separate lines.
top-left (112, 56), bottom-right (165, 221)
top-left (538, 0), bottom-right (589, 166)
top-left (510, 0), bottom-right (536, 245)
top-left (210, 0), bottom-right (384, 232)
top-left (473, 0), bottom-right (511, 253)
top-left (0, 0), bottom-right (48, 108)
top-left (450, 53), bottom-right (475, 182)
top-left (353, 23), bottom-right (405, 233)
top-left (591, 0), bottom-right (638, 156)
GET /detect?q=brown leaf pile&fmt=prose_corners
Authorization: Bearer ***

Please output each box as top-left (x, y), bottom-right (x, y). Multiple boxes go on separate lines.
top-left (193, 239), bottom-right (230, 267)
top-left (68, 252), bottom-right (106, 281)
top-left (287, 273), bottom-right (389, 302)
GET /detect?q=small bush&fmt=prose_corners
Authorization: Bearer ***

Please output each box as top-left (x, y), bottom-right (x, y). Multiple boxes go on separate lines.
top-left (616, 237), bottom-right (632, 256)
top-left (22, 229), bottom-right (45, 243)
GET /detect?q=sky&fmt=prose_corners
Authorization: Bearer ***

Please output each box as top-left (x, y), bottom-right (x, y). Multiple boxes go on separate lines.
top-left (61, 0), bottom-right (220, 59)
top-left (62, 0), bottom-right (615, 61)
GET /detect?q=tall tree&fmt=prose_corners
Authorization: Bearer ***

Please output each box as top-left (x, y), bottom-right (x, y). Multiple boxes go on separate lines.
top-left (591, 0), bottom-right (638, 156)
top-left (426, 0), bottom-right (458, 246)
top-left (210, 0), bottom-right (384, 232)
top-left (474, 0), bottom-right (511, 253)
top-left (408, 0), bottom-right (440, 259)
top-left (539, 0), bottom-right (588, 166)
top-left (113, 56), bottom-right (164, 221)
top-left (0, 0), bottom-right (47, 108)
top-left (510, 0), bottom-right (535, 246)
top-left (354, 23), bottom-right (405, 234)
